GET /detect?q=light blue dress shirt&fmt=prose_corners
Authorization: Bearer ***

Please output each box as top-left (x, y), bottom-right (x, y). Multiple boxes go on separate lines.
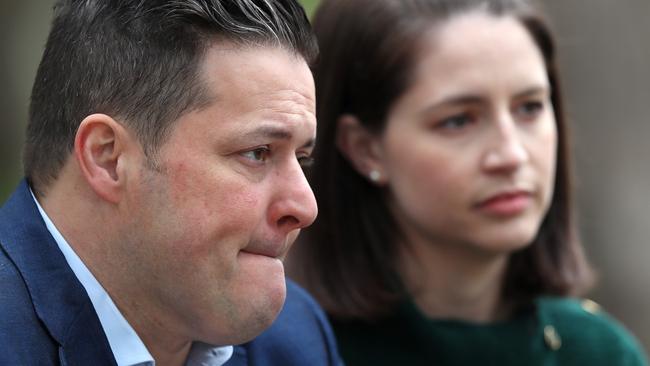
top-left (31, 192), bottom-right (233, 366)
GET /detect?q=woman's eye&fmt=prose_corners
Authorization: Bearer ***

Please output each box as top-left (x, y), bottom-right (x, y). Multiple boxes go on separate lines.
top-left (436, 114), bottom-right (473, 130)
top-left (515, 100), bottom-right (544, 120)
top-left (242, 147), bottom-right (270, 163)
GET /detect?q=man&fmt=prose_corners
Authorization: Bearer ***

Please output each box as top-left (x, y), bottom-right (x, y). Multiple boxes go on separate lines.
top-left (0, 0), bottom-right (340, 365)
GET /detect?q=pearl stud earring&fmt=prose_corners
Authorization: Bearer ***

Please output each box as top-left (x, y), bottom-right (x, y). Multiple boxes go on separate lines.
top-left (369, 170), bottom-right (381, 182)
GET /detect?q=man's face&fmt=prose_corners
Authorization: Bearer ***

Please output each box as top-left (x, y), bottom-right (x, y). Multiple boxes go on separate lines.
top-left (120, 45), bottom-right (318, 345)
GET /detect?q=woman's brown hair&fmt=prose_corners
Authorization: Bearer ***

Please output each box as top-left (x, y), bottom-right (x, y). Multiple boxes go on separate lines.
top-left (291, 0), bottom-right (594, 320)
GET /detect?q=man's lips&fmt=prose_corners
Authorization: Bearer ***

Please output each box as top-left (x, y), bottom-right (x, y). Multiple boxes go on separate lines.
top-left (475, 190), bottom-right (533, 216)
top-left (241, 242), bottom-right (286, 259)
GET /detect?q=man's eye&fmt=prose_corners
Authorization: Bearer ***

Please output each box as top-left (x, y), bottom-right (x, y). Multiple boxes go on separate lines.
top-left (242, 147), bottom-right (270, 163)
top-left (298, 155), bottom-right (315, 169)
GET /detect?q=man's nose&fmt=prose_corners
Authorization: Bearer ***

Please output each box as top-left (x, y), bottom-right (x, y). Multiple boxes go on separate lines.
top-left (268, 161), bottom-right (318, 235)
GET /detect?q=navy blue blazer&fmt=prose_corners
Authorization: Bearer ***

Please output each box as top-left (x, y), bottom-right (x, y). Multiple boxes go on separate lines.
top-left (0, 180), bottom-right (342, 366)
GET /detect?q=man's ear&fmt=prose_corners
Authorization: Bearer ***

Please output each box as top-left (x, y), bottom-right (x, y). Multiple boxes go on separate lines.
top-left (336, 114), bottom-right (387, 185)
top-left (74, 114), bottom-right (135, 203)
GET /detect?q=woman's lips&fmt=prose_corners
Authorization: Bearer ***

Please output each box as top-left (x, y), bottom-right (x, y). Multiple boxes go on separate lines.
top-left (475, 190), bottom-right (532, 216)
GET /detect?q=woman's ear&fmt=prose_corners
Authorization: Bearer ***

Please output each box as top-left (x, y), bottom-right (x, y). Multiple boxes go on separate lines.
top-left (336, 114), bottom-right (387, 185)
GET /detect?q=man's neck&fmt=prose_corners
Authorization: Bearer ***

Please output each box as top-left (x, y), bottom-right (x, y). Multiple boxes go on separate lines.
top-left (113, 296), bottom-right (194, 366)
top-left (140, 334), bottom-right (191, 366)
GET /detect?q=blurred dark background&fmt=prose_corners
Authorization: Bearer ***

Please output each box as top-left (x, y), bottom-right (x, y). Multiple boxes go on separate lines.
top-left (1, 0), bottom-right (648, 351)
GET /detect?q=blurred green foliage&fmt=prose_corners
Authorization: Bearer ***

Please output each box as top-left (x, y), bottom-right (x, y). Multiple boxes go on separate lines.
top-left (300, 0), bottom-right (320, 17)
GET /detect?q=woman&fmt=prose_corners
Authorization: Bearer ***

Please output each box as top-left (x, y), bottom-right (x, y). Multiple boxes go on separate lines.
top-left (290, 0), bottom-right (648, 364)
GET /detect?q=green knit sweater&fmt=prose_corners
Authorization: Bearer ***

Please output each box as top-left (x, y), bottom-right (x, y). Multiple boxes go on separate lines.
top-left (332, 297), bottom-right (648, 366)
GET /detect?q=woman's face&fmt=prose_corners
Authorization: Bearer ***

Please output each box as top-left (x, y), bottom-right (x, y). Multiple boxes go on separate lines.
top-left (377, 11), bottom-right (557, 254)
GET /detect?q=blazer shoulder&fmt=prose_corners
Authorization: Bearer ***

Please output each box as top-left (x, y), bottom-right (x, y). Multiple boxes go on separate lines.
top-left (0, 245), bottom-right (59, 364)
top-left (539, 297), bottom-right (649, 366)
top-left (1, 181), bottom-right (117, 366)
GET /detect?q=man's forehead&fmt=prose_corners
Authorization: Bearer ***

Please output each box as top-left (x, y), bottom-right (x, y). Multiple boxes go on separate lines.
top-left (198, 42), bottom-right (314, 97)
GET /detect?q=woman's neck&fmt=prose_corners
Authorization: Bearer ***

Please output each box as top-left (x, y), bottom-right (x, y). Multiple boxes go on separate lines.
top-left (398, 236), bottom-right (511, 324)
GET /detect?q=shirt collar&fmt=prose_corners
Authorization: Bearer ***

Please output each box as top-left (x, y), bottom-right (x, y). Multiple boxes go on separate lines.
top-left (31, 191), bottom-right (233, 366)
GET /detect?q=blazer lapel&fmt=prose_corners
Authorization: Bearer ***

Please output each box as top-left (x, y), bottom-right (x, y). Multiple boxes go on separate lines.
top-left (0, 180), bottom-right (116, 366)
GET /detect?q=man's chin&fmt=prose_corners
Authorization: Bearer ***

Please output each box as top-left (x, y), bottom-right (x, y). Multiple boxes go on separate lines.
top-left (200, 284), bottom-right (286, 346)
top-left (220, 268), bottom-right (287, 344)
top-left (246, 293), bottom-right (285, 341)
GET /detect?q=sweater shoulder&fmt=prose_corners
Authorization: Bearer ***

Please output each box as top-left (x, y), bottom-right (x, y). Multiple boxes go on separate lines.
top-left (539, 297), bottom-right (648, 365)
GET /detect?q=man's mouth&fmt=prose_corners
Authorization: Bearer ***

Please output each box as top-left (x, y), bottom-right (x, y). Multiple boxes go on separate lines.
top-left (241, 241), bottom-right (286, 259)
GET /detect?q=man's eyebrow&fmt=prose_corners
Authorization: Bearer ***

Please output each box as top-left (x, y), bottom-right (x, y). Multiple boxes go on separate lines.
top-left (302, 137), bottom-right (316, 149)
top-left (247, 125), bottom-right (294, 140)
top-left (242, 125), bottom-right (316, 148)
